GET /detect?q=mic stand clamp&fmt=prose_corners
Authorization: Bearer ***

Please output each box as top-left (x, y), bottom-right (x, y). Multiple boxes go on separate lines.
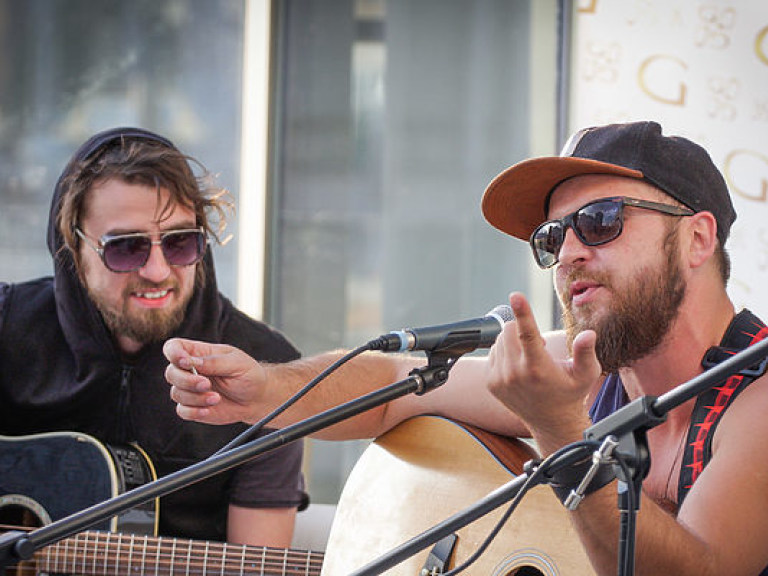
top-left (563, 436), bottom-right (619, 511)
top-left (410, 351), bottom-right (459, 395)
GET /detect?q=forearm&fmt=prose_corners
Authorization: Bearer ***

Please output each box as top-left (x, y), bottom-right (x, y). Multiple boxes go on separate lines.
top-left (263, 352), bottom-right (532, 440)
top-left (260, 350), bottom-right (426, 439)
top-left (227, 504), bottom-right (297, 548)
top-left (167, 337), bottom-right (530, 440)
top-left (527, 420), bottom-right (718, 575)
top-left (420, 356), bottom-right (531, 438)
top-left (569, 485), bottom-right (719, 576)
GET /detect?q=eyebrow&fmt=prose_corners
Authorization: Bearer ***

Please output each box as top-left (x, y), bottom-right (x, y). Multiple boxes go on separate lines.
top-left (101, 222), bottom-right (199, 237)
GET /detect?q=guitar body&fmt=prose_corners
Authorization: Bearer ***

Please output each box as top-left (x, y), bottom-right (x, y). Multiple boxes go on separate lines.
top-left (322, 416), bottom-right (595, 575)
top-left (0, 431), bottom-right (157, 535)
top-left (0, 432), bottom-right (324, 576)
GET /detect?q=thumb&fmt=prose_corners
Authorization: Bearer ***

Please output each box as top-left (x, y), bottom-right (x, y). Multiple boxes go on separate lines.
top-left (570, 330), bottom-right (602, 384)
top-left (163, 338), bottom-right (223, 368)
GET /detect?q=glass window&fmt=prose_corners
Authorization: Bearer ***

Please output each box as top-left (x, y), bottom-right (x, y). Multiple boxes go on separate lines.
top-left (0, 0), bottom-right (245, 298)
top-left (269, 0), bottom-right (560, 502)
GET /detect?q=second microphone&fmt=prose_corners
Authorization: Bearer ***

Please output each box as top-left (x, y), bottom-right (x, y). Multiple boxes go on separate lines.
top-left (369, 304), bottom-right (514, 355)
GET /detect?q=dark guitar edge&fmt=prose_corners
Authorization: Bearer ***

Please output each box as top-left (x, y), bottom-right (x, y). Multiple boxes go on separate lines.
top-left (429, 415), bottom-right (540, 476)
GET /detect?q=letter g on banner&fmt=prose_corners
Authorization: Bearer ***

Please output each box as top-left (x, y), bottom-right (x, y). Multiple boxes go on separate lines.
top-left (756, 25), bottom-right (768, 66)
top-left (724, 149), bottom-right (768, 203)
top-left (638, 55), bottom-right (687, 106)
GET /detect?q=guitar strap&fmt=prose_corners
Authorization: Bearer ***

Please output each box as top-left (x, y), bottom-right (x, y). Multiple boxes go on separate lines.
top-left (677, 309), bottom-right (768, 505)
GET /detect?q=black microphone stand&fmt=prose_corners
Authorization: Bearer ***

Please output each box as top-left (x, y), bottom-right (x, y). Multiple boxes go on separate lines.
top-left (354, 336), bottom-right (768, 576)
top-left (0, 355), bottom-right (458, 569)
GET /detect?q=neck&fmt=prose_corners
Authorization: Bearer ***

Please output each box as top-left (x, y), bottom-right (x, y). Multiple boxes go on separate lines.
top-left (117, 334), bottom-right (144, 356)
top-left (618, 289), bottom-right (735, 404)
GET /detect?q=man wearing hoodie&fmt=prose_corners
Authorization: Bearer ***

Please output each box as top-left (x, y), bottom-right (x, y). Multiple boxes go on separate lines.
top-left (0, 128), bottom-right (307, 548)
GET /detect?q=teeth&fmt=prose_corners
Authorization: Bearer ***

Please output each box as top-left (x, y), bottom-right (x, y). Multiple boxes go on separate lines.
top-left (136, 290), bottom-right (169, 299)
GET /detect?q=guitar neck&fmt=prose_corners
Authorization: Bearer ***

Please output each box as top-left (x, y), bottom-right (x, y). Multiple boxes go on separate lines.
top-left (32, 531), bottom-right (324, 576)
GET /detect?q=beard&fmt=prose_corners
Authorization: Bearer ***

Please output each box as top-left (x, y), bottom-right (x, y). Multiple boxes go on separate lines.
top-left (88, 279), bottom-right (192, 345)
top-left (561, 225), bottom-right (686, 373)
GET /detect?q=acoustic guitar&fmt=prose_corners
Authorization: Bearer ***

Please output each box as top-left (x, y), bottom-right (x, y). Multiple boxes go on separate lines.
top-left (322, 416), bottom-right (595, 576)
top-left (0, 431), bottom-right (158, 535)
top-left (0, 431), bottom-right (323, 576)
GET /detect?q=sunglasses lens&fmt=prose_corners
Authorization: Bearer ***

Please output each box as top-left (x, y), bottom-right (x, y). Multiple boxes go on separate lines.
top-left (530, 200), bottom-right (625, 269)
top-left (161, 230), bottom-right (206, 266)
top-left (531, 221), bottom-right (564, 269)
top-left (103, 236), bottom-right (153, 272)
top-left (573, 201), bottom-right (622, 244)
top-left (101, 230), bottom-right (205, 272)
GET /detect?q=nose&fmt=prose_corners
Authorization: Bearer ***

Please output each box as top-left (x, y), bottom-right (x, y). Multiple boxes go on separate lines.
top-left (137, 242), bottom-right (172, 282)
top-left (556, 226), bottom-right (591, 267)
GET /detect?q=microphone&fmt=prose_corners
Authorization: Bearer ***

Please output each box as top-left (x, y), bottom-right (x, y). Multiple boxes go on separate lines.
top-left (369, 305), bottom-right (514, 355)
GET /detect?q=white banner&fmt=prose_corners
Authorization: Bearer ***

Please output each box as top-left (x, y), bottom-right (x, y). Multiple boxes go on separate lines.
top-left (571, 0), bottom-right (768, 320)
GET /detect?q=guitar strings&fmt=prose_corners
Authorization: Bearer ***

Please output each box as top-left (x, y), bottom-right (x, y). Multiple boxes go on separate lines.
top-left (15, 531), bottom-right (324, 576)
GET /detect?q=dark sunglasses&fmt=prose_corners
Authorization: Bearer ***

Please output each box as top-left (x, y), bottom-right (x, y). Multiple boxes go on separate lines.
top-left (530, 196), bottom-right (694, 269)
top-left (75, 227), bottom-right (208, 273)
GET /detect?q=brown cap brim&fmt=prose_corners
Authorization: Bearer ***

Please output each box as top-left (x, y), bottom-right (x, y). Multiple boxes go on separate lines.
top-left (481, 156), bottom-right (644, 241)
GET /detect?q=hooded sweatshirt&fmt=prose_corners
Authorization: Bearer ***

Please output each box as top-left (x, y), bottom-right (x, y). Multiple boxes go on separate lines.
top-left (0, 127), bottom-right (307, 542)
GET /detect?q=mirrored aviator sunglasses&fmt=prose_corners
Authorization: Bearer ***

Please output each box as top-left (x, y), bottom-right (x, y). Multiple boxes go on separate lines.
top-left (529, 196), bottom-right (694, 269)
top-left (76, 227), bottom-right (208, 273)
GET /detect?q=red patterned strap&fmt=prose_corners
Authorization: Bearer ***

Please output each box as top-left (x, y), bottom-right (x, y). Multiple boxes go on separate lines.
top-left (678, 309), bottom-right (768, 505)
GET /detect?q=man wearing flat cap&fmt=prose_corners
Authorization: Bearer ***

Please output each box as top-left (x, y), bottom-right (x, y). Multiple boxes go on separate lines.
top-left (166, 121), bottom-right (768, 575)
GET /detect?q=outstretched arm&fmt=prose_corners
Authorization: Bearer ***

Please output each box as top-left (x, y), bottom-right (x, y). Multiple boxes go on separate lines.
top-left (163, 328), bottom-right (537, 440)
top-left (163, 340), bottom-right (421, 439)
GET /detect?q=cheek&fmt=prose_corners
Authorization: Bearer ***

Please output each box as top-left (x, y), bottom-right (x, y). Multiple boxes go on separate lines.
top-left (175, 266), bottom-right (198, 297)
top-left (554, 267), bottom-right (572, 305)
top-left (80, 254), bottom-right (127, 303)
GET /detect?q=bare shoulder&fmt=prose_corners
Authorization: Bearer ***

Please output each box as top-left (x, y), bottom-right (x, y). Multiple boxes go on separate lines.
top-left (715, 371), bottom-right (768, 443)
top-left (706, 372), bottom-right (768, 494)
top-left (675, 372), bottom-right (768, 573)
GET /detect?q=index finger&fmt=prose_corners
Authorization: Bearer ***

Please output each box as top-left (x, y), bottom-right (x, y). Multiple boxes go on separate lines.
top-left (508, 292), bottom-right (547, 358)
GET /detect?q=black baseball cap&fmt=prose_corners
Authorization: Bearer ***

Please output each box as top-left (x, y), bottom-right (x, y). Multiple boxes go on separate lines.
top-left (481, 121), bottom-right (736, 246)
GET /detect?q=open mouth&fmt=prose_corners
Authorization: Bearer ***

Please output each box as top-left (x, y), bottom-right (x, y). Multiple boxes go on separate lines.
top-left (568, 280), bottom-right (602, 305)
top-left (135, 289), bottom-right (170, 300)
top-left (131, 287), bottom-right (175, 308)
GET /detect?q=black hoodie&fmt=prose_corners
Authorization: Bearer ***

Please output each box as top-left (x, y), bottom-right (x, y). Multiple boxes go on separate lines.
top-left (0, 128), bottom-right (307, 542)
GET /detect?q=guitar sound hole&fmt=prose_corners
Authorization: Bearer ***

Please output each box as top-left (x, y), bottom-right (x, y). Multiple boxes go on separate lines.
top-left (0, 496), bottom-right (50, 530)
top-left (511, 568), bottom-right (545, 576)
top-left (0, 505), bottom-right (41, 529)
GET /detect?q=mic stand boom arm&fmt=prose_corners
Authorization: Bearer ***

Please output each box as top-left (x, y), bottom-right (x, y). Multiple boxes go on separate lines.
top-left (0, 359), bottom-right (455, 568)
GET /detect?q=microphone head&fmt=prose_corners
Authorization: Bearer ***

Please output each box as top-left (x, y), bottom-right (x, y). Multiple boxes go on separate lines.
top-left (487, 304), bottom-right (515, 324)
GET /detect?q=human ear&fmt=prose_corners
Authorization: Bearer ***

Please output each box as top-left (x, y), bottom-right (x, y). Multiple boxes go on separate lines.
top-left (686, 211), bottom-right (718, 268)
